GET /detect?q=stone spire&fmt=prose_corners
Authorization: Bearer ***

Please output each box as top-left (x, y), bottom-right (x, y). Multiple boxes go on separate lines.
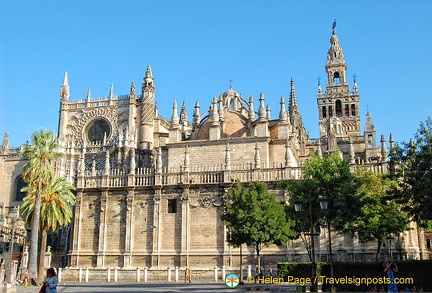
top-left (224, 143), bottom-right (231, 170)
top-left (211, 97), bottom-right (220, 126)
top-left (109, 84), bottom-right (114, 100)
top-left (266, 104), bottom-right (271, 120)
top-left (288, 78), bottom-right (299, 120)
top-left (353, 75), bottom-right (358, 93)
top-left (183, 146), bottom-right (190, 172)
top-left (389, 133), bottom-right (395, 151)
top-left (381, 135), bottom-right (388, 162)
top-left (254, 142), bottom-right (261, 169)
top-left (129, 149), bottom-right (136, 175)
top-left (130, 81), bottom-right (136, 98)
top-left (279, 96), bottom-right (288, 123)
top-left (193, 101), bottom-right (201, 125)
top-left (91, 157), bottom-right (96, 177)
top-left (285, 140), bottom-right (294, 167)
top-left (60, 72), bottom-right (70, 102)
top-left (258, 93), bottom-right (267, 121)
top-left (140, 65), bottom-right (156, 149)
top-left (86, 88), bottom-right (91, 102)
top-left (171, 101), bottom-right (179, 127)
top-left (104, 149), bottom-right (110, 176)
top-left (316, 139), bottom-right (323, 156)
top-left (1, 132), bottom-right (9, 154)
top-left (156, 147), bottom-right (163, 173)
top-left (218, 99), bottom-right (225, 121)
top-left (349, 137), bottom-right (355, 164)
top-left (364, 111), bottom-right (376, 148)
top-left (248, 95), bottom-right (255, 121)
top-left (180, 101), bottom-right (188, 123)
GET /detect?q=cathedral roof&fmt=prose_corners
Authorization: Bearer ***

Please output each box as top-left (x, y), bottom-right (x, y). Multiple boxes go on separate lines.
top-left (195, 111), bottom-right (248, 140)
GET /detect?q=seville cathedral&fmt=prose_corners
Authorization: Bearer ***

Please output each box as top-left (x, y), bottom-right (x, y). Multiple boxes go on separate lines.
top-left (0, 29), bottom-right (428, 274)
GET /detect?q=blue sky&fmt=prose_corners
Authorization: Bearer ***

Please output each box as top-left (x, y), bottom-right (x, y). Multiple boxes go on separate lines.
top-left (1, 1), bottom-right (431, 147)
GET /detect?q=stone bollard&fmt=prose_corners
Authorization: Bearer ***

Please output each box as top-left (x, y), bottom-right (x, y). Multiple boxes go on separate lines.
top-left (107, 267), bottom-right (111, 282)
top-left (136, 267), bottom-right (141, 282)
top-left (175, 267), bottom-right (179, 282)
top-left (167, 267), bottom-right (171, 282)
top-left (85, 267), bottom-right (89, 283)
top-left (58, 268), bottom-right (62, 283)
top-left (222, 266), bottom-right (226, 281)
top-left (78, 267), bottom-right (82, 282)
top-left (247, 265), bottom-right (251, 277)
top-left (214, 266), bottom-right (218, 282)
top-left (144, 267), bottom-right (148, 282)
top-left (114, 267), bottom-right (118, 283)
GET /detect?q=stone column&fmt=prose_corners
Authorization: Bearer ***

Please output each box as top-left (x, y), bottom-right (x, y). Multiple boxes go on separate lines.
top-left (70, 193), bottom-right (83, 267)
top-left (96, 191), bottom-right (108, 268)
top-left (123, 191), bottom-right (134, 268)
top-left (151, 189), bottom-right (162, 267)
top-left (180, 188), bottom-right (190, 267)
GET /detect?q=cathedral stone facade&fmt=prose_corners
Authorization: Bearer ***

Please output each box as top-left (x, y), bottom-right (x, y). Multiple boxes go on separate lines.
top-left (0, 31), bottom-right (428, 271)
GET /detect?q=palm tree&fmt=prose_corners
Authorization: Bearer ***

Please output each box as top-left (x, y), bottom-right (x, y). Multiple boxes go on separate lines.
top-left (21, 130), bottom-right (63, 280)
top-left (21, 177), bottom-right (76, 283)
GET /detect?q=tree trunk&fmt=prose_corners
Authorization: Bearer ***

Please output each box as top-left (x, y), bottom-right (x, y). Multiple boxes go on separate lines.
top-left (256, 245), bottom-right (261, 275)
top-left (375, 241), bottom-right (382, 261)
top-left (37, 229), bottom-right (48, 284)
top-left (28, 191), bottom-right (42, 281)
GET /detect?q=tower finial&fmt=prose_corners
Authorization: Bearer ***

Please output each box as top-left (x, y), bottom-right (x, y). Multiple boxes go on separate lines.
top-left (332, 18), bottom-right (336, 35)
top-left (146, 65), bottom-right (153, 78)
top-left (109, 84), bottom-right (114, 99)
top-left (86, 87), bottom-right (91, 102)
top-left (60, 71), bottom-right (70, 101)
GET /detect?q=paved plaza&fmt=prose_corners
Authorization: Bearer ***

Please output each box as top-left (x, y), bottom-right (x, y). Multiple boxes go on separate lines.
top-left (15, 281), bottom-right (298, 293)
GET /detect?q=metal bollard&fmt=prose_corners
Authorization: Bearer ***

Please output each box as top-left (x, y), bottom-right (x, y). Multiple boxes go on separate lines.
top-left (114, 267), bottom-right (118, 283)
top-left (85, 267), bottom-right (89, 283)
top-left (175, 267), bottom-right (179, 282)
top-left (247, 265), bottom-right (252, 277)
top-left (222, 266), bottom-right (226, 281)
top-left (107, 267), bottom-right (111, 282)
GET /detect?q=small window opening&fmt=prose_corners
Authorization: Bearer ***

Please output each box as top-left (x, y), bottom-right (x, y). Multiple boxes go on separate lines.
top-left (335, 100), bottom-right (342, 117)
top-left (427, 239), bottom-right (431, 249)
top-left (333, 72), bottom-right (340, 84)
top-left (15, 176), bottom-right (27, 202)
top-left (328, 106), bottom-right (333, 117)
top-left (345, 105), bottom-right (349, 116)
top-left (351, 105), bottom-right (356, 116)
top-left (368, 135), bottom-right (373, 147)
top-left (168, 199), bottom-right (177, 213)
top-left (322, 107), bottom-right (327, 118)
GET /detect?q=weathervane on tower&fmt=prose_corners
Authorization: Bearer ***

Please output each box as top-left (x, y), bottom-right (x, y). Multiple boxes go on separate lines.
top-left (332, 18), bottom-right (337, 35)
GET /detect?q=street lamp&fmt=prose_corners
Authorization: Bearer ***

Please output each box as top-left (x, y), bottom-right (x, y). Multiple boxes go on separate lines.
top-left (294, 193), bottom-right (327, 292)
top-left (387, 233), bottom-right (395, 261)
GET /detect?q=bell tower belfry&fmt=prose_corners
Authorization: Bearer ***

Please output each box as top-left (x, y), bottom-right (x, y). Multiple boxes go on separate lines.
top-left (318, 24), bottom-right (360, 138)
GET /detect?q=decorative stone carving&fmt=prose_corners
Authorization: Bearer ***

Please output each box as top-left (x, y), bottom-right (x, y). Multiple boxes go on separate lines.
top-left (70, 107), bottom-right (119, 144)
top-left (189, 196), bottom-right (223, 208)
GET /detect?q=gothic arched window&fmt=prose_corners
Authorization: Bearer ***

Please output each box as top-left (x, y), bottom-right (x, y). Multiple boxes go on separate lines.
top-left (322, 106), bottom-right (327, 118)
top-left (15, 176), bottom-right (27, 202)
top-left (335, 100), bottom-right (342, 117)
top-left (345, 105), bottom-right (349, 116)
top-left (351, 105), bottom-right (356, 116)
top-left (328, 106), bottom-right (333, 117)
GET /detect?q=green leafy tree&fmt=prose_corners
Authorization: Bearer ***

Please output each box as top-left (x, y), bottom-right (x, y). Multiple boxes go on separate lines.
top-left (354, 168), bottom-right (410, 261)
top-left (280, 151), bottom-right (362, 280)
top-left (21, 130), bottom-right (63, 280)
top-left (21, 177), bottom-right (76, 283)
top-left (221, 181), bottom-right (296, 269)
top-left (390, 117), bottom-right (432, 228)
